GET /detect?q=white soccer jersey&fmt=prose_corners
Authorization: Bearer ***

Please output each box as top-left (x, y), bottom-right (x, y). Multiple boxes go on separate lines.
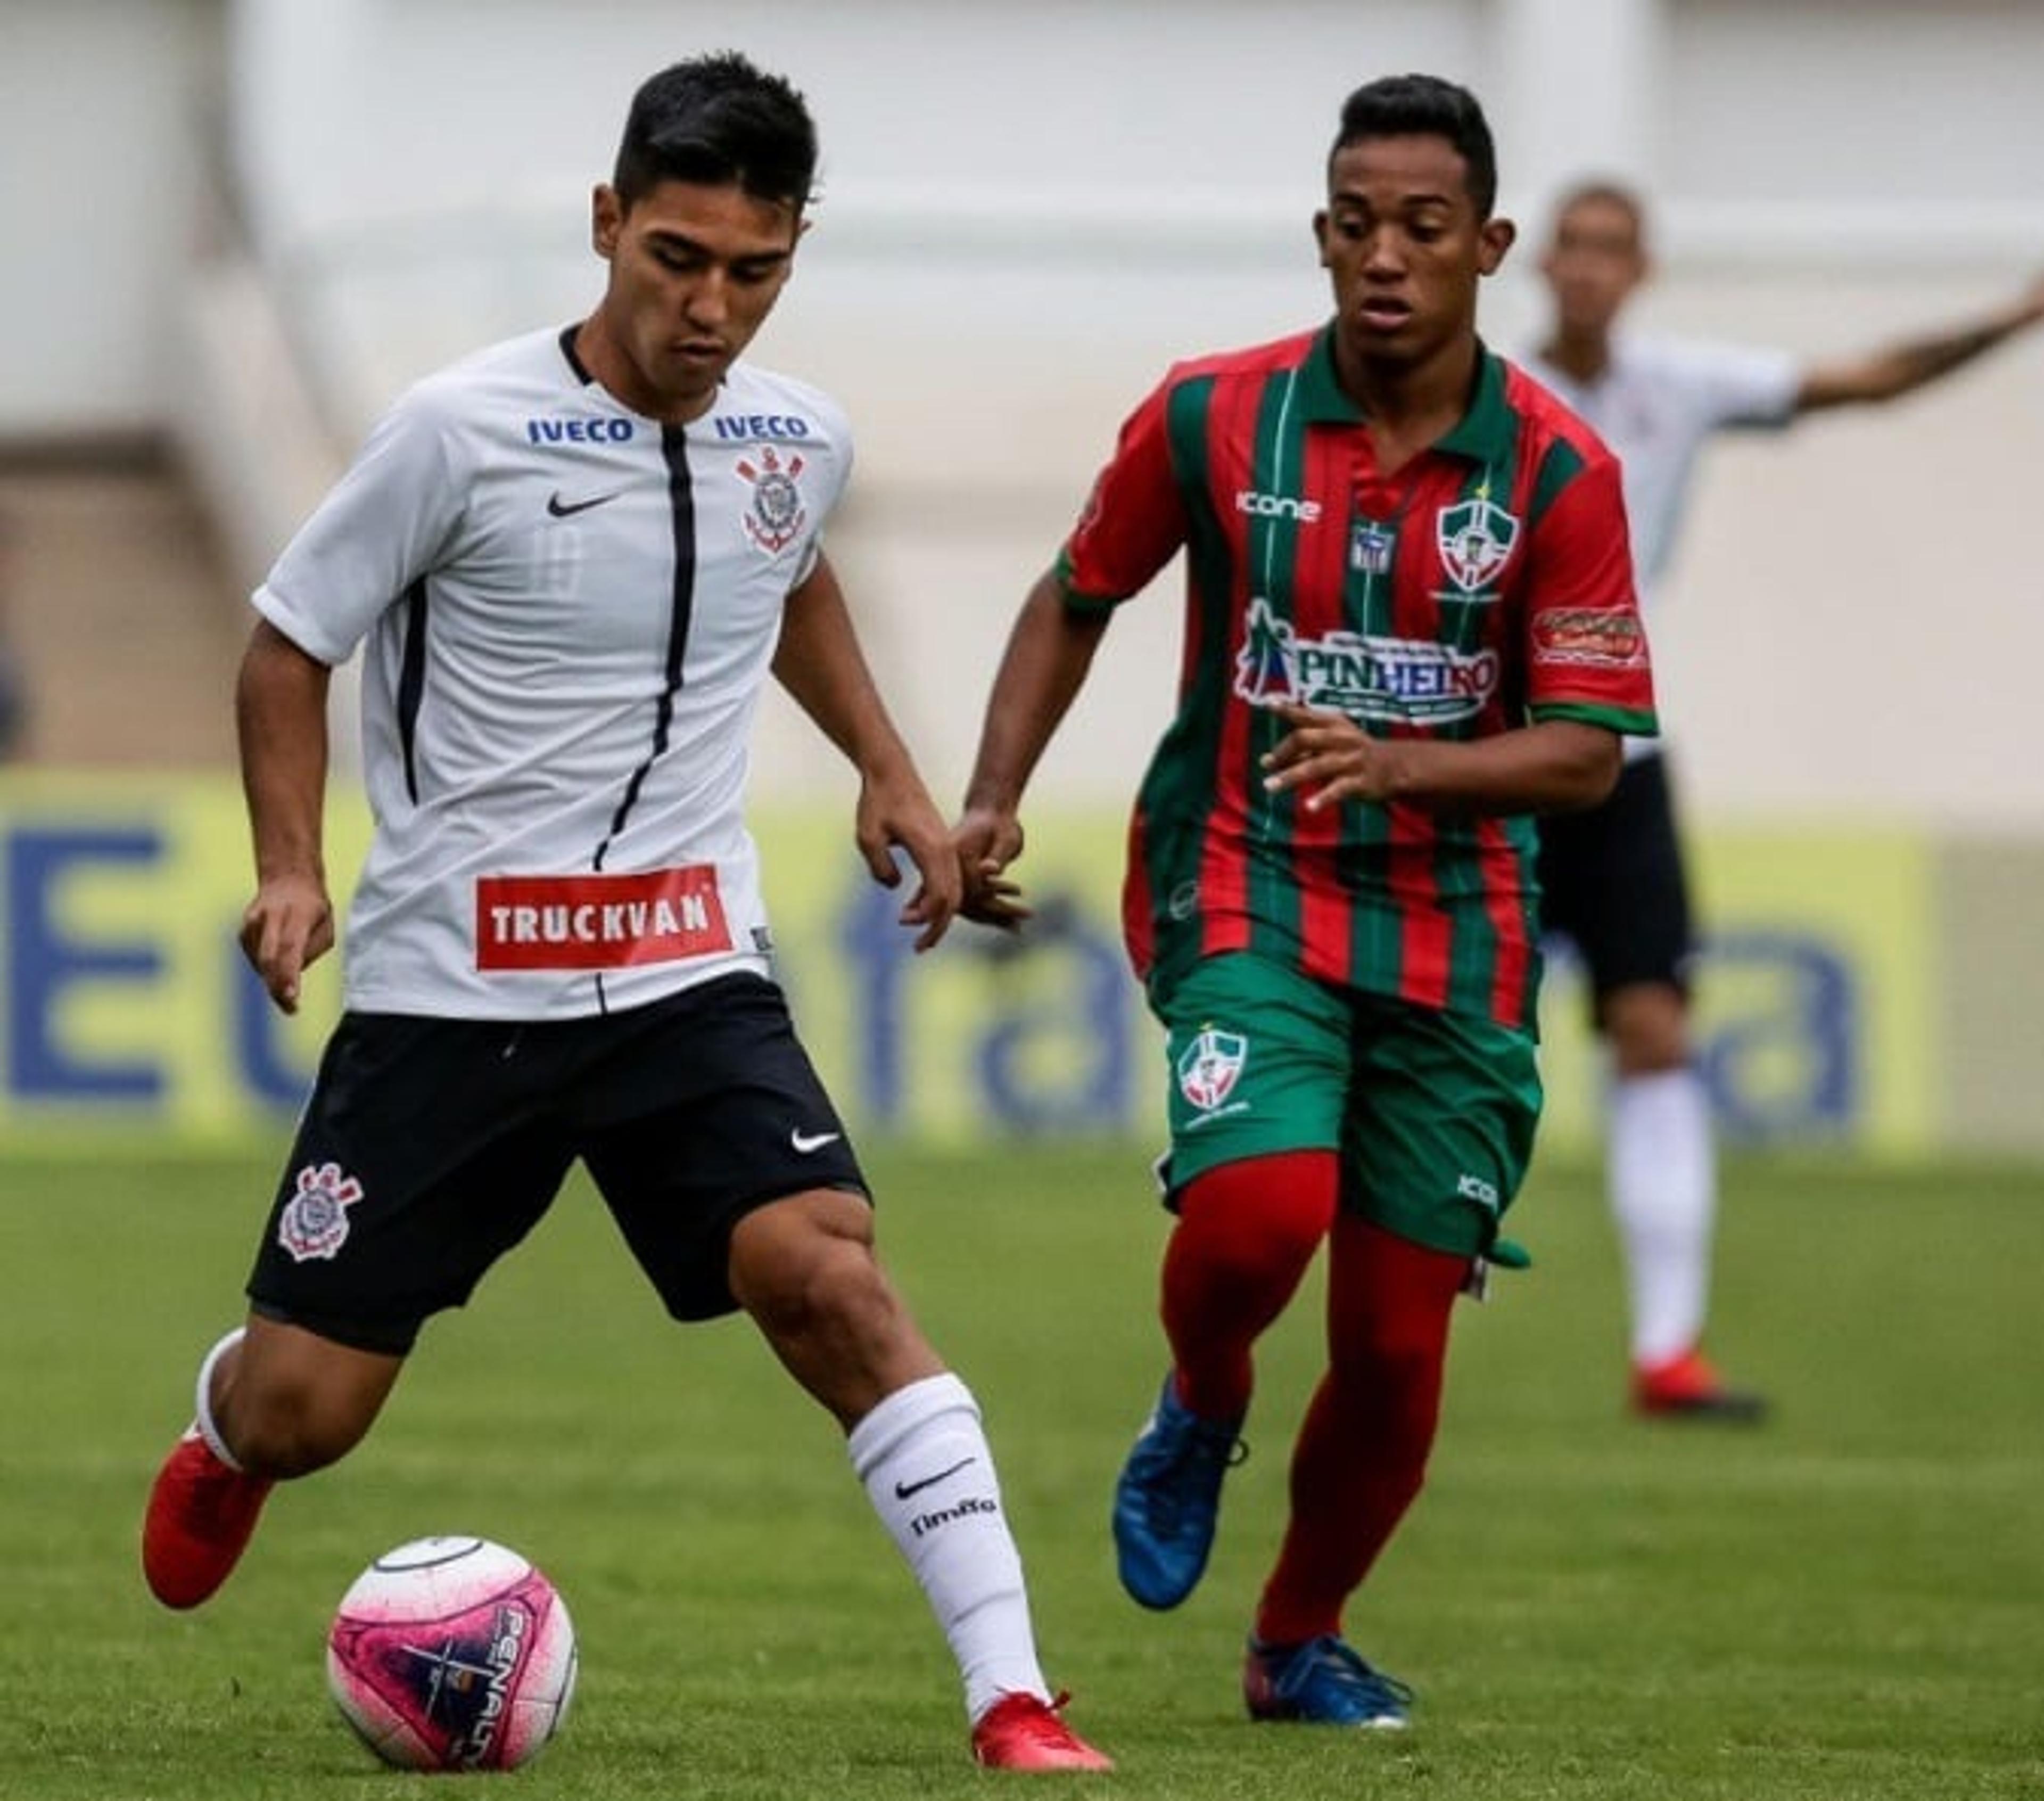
top-left (1521, 333), bottom-right (1798, 754)
top-left (1520, 334), bottom-right (1799, 595)
top-left (254, 325), bottom-right (851, 1020)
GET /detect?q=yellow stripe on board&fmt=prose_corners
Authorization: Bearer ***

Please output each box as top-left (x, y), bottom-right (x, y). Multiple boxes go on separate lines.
top-left (0, 775), bottom-right (1951, 1156)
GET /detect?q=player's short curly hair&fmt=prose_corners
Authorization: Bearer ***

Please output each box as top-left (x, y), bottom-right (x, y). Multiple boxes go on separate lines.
top-left (1329, 74), bottom-right (1498, 219)
top-left (613, 52), bottom-right (818, 213)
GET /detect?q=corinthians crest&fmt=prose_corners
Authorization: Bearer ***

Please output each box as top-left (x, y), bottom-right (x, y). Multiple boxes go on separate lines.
top-left (277, 1161), bottom-right (364, 1263)
top-left (735, 443), bottom-right (807, 554)
top-left (1436, 491), bottom-right (1520, 593)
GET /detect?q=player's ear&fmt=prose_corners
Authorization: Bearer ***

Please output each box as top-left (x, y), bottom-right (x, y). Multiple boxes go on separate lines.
top-left (591, 184), bottom-right (623, 259)
top-left (1478, 215), bottom-right (1516, 277)
top-left (1312, 208), bottom-right (1332, 269)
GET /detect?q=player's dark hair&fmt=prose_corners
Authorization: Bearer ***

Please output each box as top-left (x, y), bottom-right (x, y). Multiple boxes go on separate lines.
top-left (1552, 177), bottom-right (1647, 244)
top-left (1330, 74), bottom-right (1498, 218)
top-left (613, 52), bottom-right (818, 213)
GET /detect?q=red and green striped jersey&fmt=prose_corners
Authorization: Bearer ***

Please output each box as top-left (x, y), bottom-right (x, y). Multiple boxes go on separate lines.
top-left (1058, 326), bottom-right (1655, 1033)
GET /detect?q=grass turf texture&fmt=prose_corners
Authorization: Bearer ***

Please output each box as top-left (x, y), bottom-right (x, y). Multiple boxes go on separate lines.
top-left (4, 1145), bottom-right (2040, 1799)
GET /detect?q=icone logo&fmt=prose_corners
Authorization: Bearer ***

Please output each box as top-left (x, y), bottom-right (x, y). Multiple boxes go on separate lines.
top-left (715, 412), bottom-right (812, 440)
top-left (1235, 489), bottom-right (1322, 523)
top-left (525, 417), bottom-right (634, 445)
top-left (1456, 1172), bottom-right (1501, 1211)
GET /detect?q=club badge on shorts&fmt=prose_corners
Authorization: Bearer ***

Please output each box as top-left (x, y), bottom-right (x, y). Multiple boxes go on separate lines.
top-left (278, 1162), bottom-right (364, 1262)
top-left (1176, 1026), bottom-right (1248, 1115)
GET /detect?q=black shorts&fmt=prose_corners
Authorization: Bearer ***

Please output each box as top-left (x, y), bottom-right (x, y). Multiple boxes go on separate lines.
top-left (1534, 752), bottom-right (1695, 1007)
top-left (245, 972), bottom-right (867, 1354)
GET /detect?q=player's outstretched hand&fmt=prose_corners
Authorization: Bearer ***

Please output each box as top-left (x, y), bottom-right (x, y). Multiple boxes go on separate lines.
top-left (2019, 270), bottom-right (2044, 328)
top-left (952, 805), bottom-right (1032, 933)
top-left (858, 775), bottom-right (963, 953)
top-left (240, 870), bottom-right (335, 1014)
top-left (1260, 699), bottom-right (1404, 810)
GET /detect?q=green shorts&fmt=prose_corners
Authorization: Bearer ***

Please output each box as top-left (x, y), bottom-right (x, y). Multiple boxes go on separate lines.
top-left (1155, 952), bottom-right (1543, 1263)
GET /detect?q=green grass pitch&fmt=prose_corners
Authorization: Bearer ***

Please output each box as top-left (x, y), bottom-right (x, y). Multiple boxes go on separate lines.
top-left (4, 1144), bottom-right (2041, 1799)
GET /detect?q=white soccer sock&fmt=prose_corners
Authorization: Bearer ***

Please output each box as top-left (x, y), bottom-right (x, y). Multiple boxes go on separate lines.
top-left (1608, 1068), bottom-right (1717, 1367)
top-left (192, 1327), bottom-right (247, 1470)
top-left (847, 1372), bottom-right (1050, 1724)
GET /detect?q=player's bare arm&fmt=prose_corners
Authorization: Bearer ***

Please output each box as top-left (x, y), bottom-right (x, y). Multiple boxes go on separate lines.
top-left (773, 552), bottom-right (961, 951)
top-left (954, 569), bottom-right (1112, 928)
top-left (1260, 701), bottom-right (1620, 815)
top-left (235, 619), bottom-right (335, 1015)
top-left (1795, 272), bottom-right (2044, 411)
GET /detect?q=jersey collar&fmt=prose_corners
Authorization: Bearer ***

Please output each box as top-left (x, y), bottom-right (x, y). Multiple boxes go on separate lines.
top-left (1296, 323), bottom-right (1514, 464)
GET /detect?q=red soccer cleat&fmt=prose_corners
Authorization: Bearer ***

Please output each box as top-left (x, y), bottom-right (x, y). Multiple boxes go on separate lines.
top-left (970, 1691), bottom-right (1114, 1772)
top-left (1632, 1347), bottom-right (1768, 1423)
top-left (142, 1427), bottom-right (275, 1608)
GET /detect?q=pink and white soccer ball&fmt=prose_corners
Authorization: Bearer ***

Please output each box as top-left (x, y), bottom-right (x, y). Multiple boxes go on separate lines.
top-left (325, 1535), bottom-right (578, 1772)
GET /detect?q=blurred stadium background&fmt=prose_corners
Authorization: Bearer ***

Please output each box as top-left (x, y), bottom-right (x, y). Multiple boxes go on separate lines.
top-left (3, 0), bottom-right (2041, 1158)
top-left (5, 8), bottom-right (2042, 1796)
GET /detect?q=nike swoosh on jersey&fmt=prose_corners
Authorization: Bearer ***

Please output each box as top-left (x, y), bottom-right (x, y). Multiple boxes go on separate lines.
top-left (790, 1128), bottom-right (842, 1153)
top-left (894, 1456), bottom-right (977, 1500)
top-left (547, 490), bottom-right (621, 517)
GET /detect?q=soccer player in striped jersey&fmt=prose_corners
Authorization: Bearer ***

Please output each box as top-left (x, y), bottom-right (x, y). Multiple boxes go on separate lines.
top-left (1525, 182), bottom-right (2044, 1421)
top-left (139, 53), bottom-right (1107, 1773)
top-left (955, 75), bottom-right (1653, 1728)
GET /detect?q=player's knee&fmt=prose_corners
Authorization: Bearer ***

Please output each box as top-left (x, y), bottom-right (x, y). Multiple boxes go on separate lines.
top-left (1328, 1322), bottom-right (1447, 1429)
top-left (1602, 983), bottom-right (1691, 1073)
top-left (740, 1222), bottom-right (901, 1351)
top-left (218, 1379), bottom-right (372, 1478)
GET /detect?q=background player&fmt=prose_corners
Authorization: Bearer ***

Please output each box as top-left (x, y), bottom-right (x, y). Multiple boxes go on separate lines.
top-left (138, 52), bottom-right (1108, 1774)
top-left (954, 75), bottom-right (1652, 1727)
top-left (1523, 179), bottom-right (2044, 1419)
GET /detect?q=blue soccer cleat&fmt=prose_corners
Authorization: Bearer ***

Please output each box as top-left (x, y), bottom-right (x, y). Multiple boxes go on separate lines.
top-left (1111, 1372), bottom-right (1244, 1610)
top-left (1243, 1634), bottom-right (1414, 1729)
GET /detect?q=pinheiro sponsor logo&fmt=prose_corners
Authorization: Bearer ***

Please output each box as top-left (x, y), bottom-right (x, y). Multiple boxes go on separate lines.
top-left (735, 443), bottom-right (808, 554)
top-left (1235, 488), bottom-right (1323, 523)
top-left (524, 416), bottom-right (636, 445)
top-left (1177, 1026), bottom-right (1248, 1116)
top-left (1233, 597), bottom-right (1501, 725)
top-left (713, 411), bottom-right (812, 440)
top-left (1437, 491), bottom-right (1520, 593)
top-left (278, 1161), bottom-right (363, 1262)
top-left (1530, 607), bottom-right (1647, 669)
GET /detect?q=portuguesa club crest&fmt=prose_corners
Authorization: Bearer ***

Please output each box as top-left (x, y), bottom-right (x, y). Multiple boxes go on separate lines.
top-left (1176, 1027), bottom-right (1248, 1114)
top-left (1436, 491), bottom-right (1520, 593)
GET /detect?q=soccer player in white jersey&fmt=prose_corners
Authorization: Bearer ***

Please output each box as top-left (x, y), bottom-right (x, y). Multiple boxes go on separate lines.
top-left (139, 53), bottom-right (1109, 1773)
top-left (1523, 180), bottom-right (2044, 1419)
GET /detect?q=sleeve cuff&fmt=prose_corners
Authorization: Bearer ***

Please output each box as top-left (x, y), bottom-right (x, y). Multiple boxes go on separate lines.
top-left (1530, 701), bottom-right (1659, 736)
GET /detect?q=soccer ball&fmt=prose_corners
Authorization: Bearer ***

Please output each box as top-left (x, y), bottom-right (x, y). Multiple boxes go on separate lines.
top-left (325, 1535), bottom-right (578, 1772)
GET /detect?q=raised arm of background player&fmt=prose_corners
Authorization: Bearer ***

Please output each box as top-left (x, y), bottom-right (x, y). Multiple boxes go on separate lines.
top-left (236, 619), bottom-right (335, 1015)
top-left (773, 550), bottom-right (962, 952)
top-left (1794, 271), bottom-right (2044, 410)
top-left (951, 569), bottom-right (1623, 928)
